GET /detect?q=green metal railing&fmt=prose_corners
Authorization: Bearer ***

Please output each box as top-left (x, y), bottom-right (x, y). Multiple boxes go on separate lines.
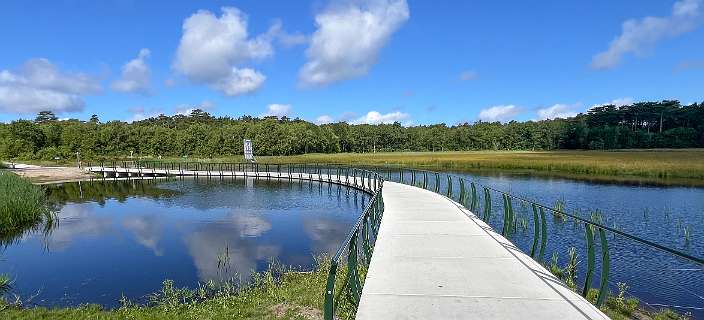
top-left (84, 161), bottom-right (385, 319)
top-left (371, 166), bottom-right (704, 311)
top-left (84, 161), bottom-right (704, 315)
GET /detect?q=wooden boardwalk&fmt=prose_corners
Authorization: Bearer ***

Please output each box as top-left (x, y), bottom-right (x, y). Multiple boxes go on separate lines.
top-left (357, 182), bottom-right (609, 319)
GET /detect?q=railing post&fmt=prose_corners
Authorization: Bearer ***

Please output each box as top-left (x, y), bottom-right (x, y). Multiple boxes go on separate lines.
top-left (582, 223), bottom-right (596, 297)
top-left (596, 228), bottom-right (610, 307)
top-left (323, 262), bottom-right (338, 320)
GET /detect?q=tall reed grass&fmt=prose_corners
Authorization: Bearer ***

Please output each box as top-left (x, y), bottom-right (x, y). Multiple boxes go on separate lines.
top-left (0, 171), bottom-right (52, 235)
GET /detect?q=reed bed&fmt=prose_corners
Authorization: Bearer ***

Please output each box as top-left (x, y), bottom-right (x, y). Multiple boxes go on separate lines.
top-left (256, 150), bottom-right (704, 180)
top-left (0, 171), bottom-right (51, 235)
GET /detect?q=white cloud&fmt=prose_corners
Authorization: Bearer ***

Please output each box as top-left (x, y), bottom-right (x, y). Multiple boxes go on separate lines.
top-left (262, 103), bottom-right (292, 118)
top-left (265, 20), bottom-right (308, 47)
top-left (174, 100), bottom-right (215, 116)
top-left (537, 103), bottom-right (581, 120)
top-left (459, 70), bottom-right (478, 81)
top-left (478, 105), bottom-right (522, 122)
top-left (111, 48), bottom-right (151, 94)
top-left (592, 0), bottom-right (702, 69)
top-left (0, 58), bottom-right (101, 114)
top-left (173, 7), bottom-right (273, 96)
top-left (299, 0), bottom-right (410, 86)
top-left (211, 67), bottom-right (265, 96)
top-left (352, 110), bottom-right (410, 124)
top-left (588, 97), bottom-right (635, 111)
top-left (315, 115), bottom-right (335, 124)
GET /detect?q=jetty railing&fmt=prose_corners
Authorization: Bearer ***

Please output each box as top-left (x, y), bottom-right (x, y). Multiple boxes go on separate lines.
top-left (370, 165), bottom-right (704, 316)
top-left (84, 161), bottom-right (385, 319)
top-left (83, 161), bottom-right (704, 316)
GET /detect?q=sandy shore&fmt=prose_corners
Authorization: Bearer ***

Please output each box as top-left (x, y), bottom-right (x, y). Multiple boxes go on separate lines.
top-left (3, 163), bottom-right (96, 184)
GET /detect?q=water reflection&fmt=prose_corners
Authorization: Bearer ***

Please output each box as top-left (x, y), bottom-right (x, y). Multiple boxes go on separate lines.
top-left (0, 178), bottom-right (366, 307)
top-left (123, 215), bottom-right (163, 256)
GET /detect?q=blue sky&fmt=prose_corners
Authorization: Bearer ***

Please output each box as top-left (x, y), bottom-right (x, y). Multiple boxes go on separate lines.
top-left (0, 0), bottom-right (702, 124)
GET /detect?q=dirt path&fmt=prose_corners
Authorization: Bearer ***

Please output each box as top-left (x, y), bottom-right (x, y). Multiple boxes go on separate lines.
top-left (3, 162), bottom-right (96, 184)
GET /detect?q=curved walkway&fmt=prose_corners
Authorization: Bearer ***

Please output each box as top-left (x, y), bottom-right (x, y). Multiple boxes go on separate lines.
top-left (357, 182), bottom-right (609, 319)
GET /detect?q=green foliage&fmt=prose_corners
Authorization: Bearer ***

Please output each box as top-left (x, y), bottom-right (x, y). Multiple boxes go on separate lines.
top-left (0, 274), bottom-right (11, 295)
top-left (0, 258), bottom-right (339, 320)
top-left (1, 101), bottom-right (703, 162)
top-left (0, 172), bottom-right (52, 237)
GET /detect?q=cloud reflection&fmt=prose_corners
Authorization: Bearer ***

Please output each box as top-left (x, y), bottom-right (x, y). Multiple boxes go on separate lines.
top-left (185, 213), bottom-right (278, 282)
top-left (123, 215), bottom-right (163, 256)
top-left (44, 203), bottom-right (113, 251)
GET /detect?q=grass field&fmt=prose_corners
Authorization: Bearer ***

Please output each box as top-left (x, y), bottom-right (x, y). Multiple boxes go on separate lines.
top-left (258, 150), bottom-right (704, 179)
top-left (14, 149), bottom-right (704, 180)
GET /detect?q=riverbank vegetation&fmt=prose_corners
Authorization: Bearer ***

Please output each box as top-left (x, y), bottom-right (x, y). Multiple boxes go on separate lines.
top-left (259, 149), bottom-right (704, 180)
top-left (1, 259), bottom-right (343, 320)
top-left (1, 256), bottom-right (688, 319)
top-left (0, 172), bottom-right (52, 237)
top-left (1, 101), bottom-right (702, 162)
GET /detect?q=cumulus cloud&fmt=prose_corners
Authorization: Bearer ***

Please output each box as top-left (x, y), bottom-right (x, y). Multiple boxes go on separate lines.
top-left (592, 0), bottom-right (702, 69)
top-left (459, 70), bottom-right (478, 81)
top-left (266, 20), bottom-right (308, 47)
top-left (261, 103), bottom-right (292, 118)
top-left (111, 48), bottom-right (151, 94)
top-left (173, 7), bottom-right (273, 96)
top-left (0, 58), bottom-right (101, 114)
top-left (478, 105), bottom-right (522, 122)
top-left (588, 97), bottom-right (635, 110)
top-left (315, 115), bottom-right (334, 124)
top-left (536, 103), bottom-right (581, 120)
top-left (174, 100), bottom-right (215, 116)
top-left (352, 110), bottom-right (410, 124)
top-left (299, 0), bottom-right (410, 86)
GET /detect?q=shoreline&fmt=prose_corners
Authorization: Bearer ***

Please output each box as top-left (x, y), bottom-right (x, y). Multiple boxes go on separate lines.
top-left (2, 163), bottom-right (97, 184)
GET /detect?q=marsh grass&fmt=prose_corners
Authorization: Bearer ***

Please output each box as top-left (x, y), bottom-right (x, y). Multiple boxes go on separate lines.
top-left (253, 150), bottom-right (704, 181)
top-left (547, 250), bottom-right (690, 320)
top-left (0, 172), bottom-right (53, 238)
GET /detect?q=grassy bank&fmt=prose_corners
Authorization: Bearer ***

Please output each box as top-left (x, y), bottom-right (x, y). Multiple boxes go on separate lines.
top-left (258, 150), bottom-right (704, 180)
top-left (0, 171), bottom-right (52, 236)
top-left (1, 259), bottom-right (688, 320)
top-left (10, 149), bottom-right (704, 184)
top-left (1, 259), bottom-right (348, 320)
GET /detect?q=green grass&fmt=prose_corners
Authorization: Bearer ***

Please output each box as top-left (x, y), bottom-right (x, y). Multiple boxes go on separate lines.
top-left (11, 149), bottom-right (704, 185)
top-left (0, 258), bottom-right (353, 320)
top-left (0, 171), bottom-right (52, 237)
top-left (111, 150), bottom-right (704, 183)
top-left (257, 150), bottom-right (704, 180)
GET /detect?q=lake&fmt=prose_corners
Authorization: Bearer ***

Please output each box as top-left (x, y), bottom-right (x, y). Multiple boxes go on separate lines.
top-left (0, 177), bottom-right (368, 308)
top-left (1, 170), bottom-right (703, 316)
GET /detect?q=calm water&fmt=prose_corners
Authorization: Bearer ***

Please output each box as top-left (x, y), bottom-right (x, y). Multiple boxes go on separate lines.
top-left (1, 170), bottom-right (703, 316)
top-left (0, 177), bottom-right (368, 308)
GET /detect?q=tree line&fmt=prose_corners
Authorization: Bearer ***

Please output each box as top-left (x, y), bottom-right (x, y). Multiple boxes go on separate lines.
top-left (1, 100), bottom-right (702, 161)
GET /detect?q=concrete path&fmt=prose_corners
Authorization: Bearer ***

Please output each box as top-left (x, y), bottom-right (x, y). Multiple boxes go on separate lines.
top-left (356, 182), bottom-right (609, 320)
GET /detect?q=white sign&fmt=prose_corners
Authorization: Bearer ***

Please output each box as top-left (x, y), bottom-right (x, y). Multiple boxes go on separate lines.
top-left (243, 139), bottom-right (255, 162)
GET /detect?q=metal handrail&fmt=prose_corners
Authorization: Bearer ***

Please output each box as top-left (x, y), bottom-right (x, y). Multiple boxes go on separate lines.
top-left (84, 160), bottom-right (385, 319)
top-left (85, 160), bottom-right (703, 315)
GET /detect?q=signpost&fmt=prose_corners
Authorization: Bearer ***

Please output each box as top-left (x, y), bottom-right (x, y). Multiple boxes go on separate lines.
top-left (243, 139), bottom-right (255, 162)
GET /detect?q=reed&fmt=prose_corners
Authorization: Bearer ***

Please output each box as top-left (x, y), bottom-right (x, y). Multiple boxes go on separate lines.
top-left (0, 274), bottom-right (10, 295)
top-left (0, 172), bottom-right (52, 236)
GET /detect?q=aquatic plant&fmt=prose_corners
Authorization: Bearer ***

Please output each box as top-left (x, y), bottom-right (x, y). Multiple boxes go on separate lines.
top-left (0, 172), bottom-right (53, 236)
top-left (0, 274), bottom-right (10, 295)
top-left (553, 197), bottom-right (567, 223)
top-left (684, 225), bottom-right (691, 245)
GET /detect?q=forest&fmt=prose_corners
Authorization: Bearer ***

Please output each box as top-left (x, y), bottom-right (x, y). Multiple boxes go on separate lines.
top-left (1, 100), bottom-right (702, 160)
